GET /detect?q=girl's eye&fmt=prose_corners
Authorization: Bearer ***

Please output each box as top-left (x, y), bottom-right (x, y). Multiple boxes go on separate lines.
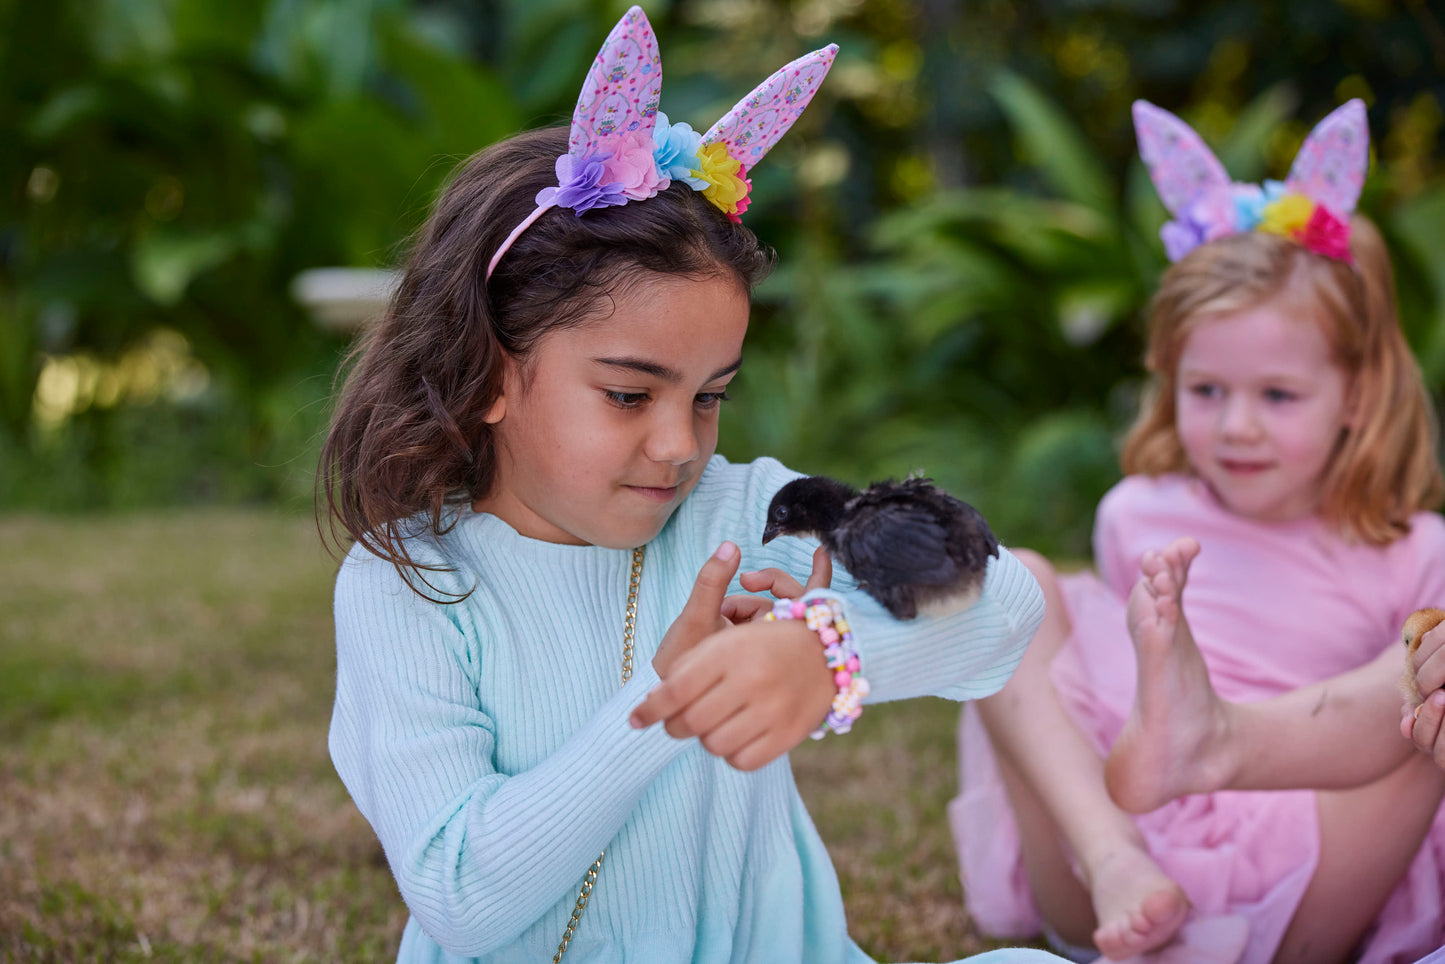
top-left (1188, 383), bottom-right (1218, 399)
top-left (603, 390), bottom-right (648, 408)
top-left (694, 390), bottom-right (731, 410)
top-left (1263, 388), bottom-right (1297, 403)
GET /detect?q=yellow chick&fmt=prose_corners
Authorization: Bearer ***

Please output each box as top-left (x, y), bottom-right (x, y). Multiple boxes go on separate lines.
top-left (1401, 607), bottom-right (1445, 710)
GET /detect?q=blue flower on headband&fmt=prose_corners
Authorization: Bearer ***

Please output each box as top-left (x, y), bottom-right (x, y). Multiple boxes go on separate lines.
top-left (537, 152), bottom-right (628, 214)
top-left (1231, 183), bottom-right (1266, 231)
top-left (652, 112), bottom-right (708, 190)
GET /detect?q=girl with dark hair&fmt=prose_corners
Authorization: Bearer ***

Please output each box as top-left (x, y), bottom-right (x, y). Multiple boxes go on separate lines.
top-left (317, 9), bottom-right (1057, 963)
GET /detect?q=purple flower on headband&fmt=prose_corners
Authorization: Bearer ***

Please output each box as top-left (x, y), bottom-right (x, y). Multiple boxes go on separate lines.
top-left (536, 152), bottom-right (627, 214)
top-left (1161, 189), bottom-right (1244, 260)
top-left (652, 111), bottom-right (708, 189)
top-left (1160, 217), bottom-right (1206, 262)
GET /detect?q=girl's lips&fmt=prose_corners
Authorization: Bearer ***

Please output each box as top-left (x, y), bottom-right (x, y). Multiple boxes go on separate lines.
top-left (627, 485), bottom-right (679, 502)
top-left (1219, 459), bottom-right (1270, 474)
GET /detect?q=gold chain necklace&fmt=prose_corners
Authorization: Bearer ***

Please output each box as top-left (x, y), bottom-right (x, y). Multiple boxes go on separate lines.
top-left (552, 544), bottom-right (645, 963)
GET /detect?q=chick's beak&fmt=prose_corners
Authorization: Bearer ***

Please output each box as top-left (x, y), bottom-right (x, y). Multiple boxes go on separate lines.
top-left (761, 523), bottom-right (781, 546)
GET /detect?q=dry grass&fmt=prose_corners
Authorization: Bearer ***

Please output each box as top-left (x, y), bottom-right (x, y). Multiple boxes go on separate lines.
top-left (0, 510), bottom-right (1037, 962)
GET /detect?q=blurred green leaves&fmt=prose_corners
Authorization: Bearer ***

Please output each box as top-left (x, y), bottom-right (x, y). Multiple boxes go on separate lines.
top-left (3, 0), bottom-right (1444, 561)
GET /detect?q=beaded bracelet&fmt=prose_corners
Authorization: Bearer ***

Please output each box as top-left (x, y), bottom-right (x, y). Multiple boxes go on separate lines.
top-left (765, 596), bottom-right (870, 739)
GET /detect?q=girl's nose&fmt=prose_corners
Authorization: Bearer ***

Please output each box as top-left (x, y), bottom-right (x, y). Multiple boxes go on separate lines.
top-left (645, 406), bottom-right (700, 465)
top-left (1219, 395), bottom-right (1261, 440)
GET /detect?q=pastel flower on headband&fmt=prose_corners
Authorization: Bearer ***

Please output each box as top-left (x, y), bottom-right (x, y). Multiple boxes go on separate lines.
top-left (1259, 193), bottom-right (1314, 238)
top-left (1133, 99), bottom-right (1368, 265)
top-left (487, 5), bottom-right (837, 278)
top-left (1299, 205), bottom-right (1352, 262)
top-left (536, 152), bottom-right (627, 214)
top-left (694, 142), bottom-right (750, 219)
top-left (731, 167), bottom-right (753, 222)
top-left (604, 130), bottom-right (668, 200)
top-left (652, 112), bottom-right (707, 189)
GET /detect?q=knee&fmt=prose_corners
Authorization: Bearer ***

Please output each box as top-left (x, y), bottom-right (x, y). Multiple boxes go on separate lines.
top-left (1010, 547), bottom-right (1058, 590)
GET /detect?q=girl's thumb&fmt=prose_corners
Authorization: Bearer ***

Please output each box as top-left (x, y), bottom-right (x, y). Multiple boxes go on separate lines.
top-left (683, 542), bottom-right (740, 619)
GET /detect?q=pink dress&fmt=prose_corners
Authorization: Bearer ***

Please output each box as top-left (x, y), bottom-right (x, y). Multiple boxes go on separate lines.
top-left (951, 474), bottom-right (1445, 964)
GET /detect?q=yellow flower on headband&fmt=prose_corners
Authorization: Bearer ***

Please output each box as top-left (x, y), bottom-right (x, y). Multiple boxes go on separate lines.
top-left (1259, 194), bottom-right (1314, 239)
top-left (693, 142), bottom-right (750, 215)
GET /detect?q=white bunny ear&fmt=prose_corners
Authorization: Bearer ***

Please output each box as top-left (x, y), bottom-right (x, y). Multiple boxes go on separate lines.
top-left (1132, 100), bottom-right (1231, 216)
top-left (1285, 98), bottom-right (1369, 218)
top-left (569, 6), bottom-right (662, 157)
top-left (702, 44), bottom-right (838, 168)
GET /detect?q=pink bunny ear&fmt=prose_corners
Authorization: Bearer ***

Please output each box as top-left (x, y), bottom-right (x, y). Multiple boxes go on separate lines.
top-left (569, 5), bottom-right (662, 157)
top-left (1133, 100), bottom-right (1231, 217)
top-left (1285, 98), bottom-right (1368, 218)
top-left (702, 44), bottom-right (838, 166)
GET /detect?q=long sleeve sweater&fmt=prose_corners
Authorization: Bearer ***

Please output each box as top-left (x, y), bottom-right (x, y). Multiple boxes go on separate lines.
top-left (329, 455), bottom-right (1051, 963)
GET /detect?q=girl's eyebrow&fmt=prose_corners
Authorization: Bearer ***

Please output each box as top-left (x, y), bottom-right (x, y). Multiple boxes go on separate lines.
top-left (592, 356), bottom-right (743, 383)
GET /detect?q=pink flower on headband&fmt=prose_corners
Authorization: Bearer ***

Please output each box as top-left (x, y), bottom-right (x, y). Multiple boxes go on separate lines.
top-left (728, 165), bottom-right (752, 223)
top-left (603, 131), bottom-right (668, 201)
top-left (537, 152), bottom-right (628, 214)
top-left (1300, 205), bottom-right (1353, 263)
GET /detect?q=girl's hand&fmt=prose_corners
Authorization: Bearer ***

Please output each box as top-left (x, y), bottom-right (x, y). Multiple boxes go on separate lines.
top-left (653, 542), bottom-right (741, 678)
top-left (720, 546), bottom-right (833, 624)
top-left (1403, 620), bottom-right (1445, 769)
top-left (1407, 692), bottom-right (1445, 770)
top-left (630, 617), bottom-right (836, 771)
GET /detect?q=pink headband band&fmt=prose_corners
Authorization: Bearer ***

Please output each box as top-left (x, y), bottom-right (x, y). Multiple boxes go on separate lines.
top-left (486, 6), bottom-right (837, 279)
top-left (1133, 98), bottom-right (1368, 264)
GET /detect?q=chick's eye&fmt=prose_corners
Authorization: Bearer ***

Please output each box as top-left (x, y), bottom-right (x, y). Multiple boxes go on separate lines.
top-left (774, 505), bottom-right (789, 522)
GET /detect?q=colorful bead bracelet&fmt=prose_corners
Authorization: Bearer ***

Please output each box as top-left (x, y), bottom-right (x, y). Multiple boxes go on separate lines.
top-left (765, 595), bottom-right (869, 739)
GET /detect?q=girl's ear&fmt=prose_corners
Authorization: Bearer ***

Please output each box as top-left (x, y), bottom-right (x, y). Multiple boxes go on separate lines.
top-left (482, 393), bottom-right (506, 424)
top-left (482, 354), bottom-right (519, 424)
top-left (1343, 374), bottom-right (1362, 428)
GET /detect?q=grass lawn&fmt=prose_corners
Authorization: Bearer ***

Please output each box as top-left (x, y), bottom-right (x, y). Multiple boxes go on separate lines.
top-left (0, 510), bottom-right (1040, 962)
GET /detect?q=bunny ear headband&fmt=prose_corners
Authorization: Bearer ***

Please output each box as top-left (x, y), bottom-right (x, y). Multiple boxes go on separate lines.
top-left (487, 5), bottom-right (838, 278)
top-left (1133, 98), bottom-right (1368, 264)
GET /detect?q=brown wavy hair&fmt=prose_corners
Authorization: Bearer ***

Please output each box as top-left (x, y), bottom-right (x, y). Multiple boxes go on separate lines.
top-left (1121, 218), bottom-right (1442, 544)
top-left (317, 126), bottom-right (774, 592)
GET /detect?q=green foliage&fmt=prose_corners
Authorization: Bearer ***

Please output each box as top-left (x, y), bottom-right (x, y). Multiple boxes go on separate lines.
top-left (3, 0), bottom-right (1445, 563)
top-left (0, 0), bottom-right (517, 506)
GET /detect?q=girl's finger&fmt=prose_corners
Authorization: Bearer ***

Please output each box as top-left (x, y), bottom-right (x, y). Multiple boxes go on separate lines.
top-left (698, 702), bottom-right (768, 762)
top-left (1413, 690), bottom-right (1445, 767)
top-left (726, 730), bottom-right (786, 773)
top-left (803, 545), bottom-right (834, 592)
top-left (739, 567), bottom-right (805, 599)
top-left (678, 542), bottom-right (741, 631)
top-left (721, 594), bottom-right (774, 624)
top-left (630, 656), bottom-right (726, 730)
top-left (663, 679), bottom-right (749, 740)
top-left (1416, 625), bottom-right (1445, 693)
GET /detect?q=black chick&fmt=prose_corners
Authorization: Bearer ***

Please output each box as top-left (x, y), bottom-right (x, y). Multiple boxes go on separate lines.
top-left (762, 475), bottom-right (1000, 620)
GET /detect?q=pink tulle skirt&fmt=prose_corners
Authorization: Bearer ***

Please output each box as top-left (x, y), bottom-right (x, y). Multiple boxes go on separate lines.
top-left (949, 572), bottom-right (1445, 964)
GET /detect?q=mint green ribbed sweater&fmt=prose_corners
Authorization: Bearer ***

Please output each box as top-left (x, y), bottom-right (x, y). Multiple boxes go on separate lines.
top-left (329, 455), bottom-right (1058, 964)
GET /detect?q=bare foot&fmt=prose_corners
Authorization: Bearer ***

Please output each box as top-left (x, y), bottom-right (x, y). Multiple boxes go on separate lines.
top-left (1106, 537), bottom-right (1234, 814)
top-left (1084, 845), bottom-right (1192, 959)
